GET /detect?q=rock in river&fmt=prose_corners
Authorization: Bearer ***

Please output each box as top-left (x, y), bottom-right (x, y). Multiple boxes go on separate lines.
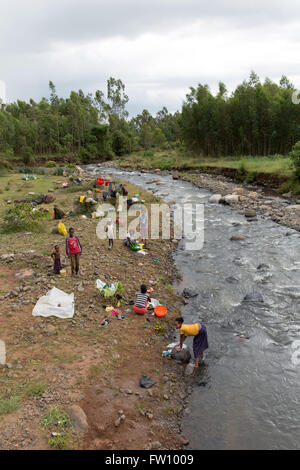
top-left (182, 288), bottom-right (198, 298)
top-left (243, 292), bottom-right (264, 304)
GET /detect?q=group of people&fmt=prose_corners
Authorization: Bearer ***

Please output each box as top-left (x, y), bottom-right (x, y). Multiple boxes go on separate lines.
top-left (132, 284), bottom-right (209, 368)
top-left (50, 179), bottom-right (208, 368)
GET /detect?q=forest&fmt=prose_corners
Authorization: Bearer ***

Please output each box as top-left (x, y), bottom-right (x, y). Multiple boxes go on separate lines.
top-left (0, 72), bottom-right (300, 169)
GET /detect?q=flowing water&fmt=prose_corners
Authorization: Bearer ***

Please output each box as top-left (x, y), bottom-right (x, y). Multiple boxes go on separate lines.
top-left (87, 165), bottom-right (300, 450)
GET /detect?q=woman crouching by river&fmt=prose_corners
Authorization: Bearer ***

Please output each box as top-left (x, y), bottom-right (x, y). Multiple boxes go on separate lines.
top-left (174, 317), bottom-right (208, 367)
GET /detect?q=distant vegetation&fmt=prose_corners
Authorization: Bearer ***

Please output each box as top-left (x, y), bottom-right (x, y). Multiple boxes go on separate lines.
top-left (0, 72), bottom-right (300, 180)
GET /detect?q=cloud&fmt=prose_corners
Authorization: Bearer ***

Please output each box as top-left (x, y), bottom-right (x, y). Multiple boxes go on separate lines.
top-left (1, 1), bottom-right (300, 113)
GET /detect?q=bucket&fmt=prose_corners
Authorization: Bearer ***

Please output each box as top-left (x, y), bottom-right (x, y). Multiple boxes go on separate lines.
top-left (154, 305), bottom-right (167, 317)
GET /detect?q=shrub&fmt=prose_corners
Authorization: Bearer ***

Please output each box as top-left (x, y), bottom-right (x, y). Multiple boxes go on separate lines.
top-left (1, 203), bottom-right (50, 233)
top-left (289, 141), bottom-right (300, 179)
top-left (45, 160), bottom-right (57, 168)
top-left (143, 150), bottom-right (155, 157)
top-left (245, 171), bottom-right (256, 183)
top-left (53, 167), bottom-right (64, 176)
top-left (22, 146), bottom-right (34, 165)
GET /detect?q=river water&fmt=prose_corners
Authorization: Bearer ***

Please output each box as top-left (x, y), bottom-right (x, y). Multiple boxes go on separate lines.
top-left (87, 165), bottom-right (300, 450)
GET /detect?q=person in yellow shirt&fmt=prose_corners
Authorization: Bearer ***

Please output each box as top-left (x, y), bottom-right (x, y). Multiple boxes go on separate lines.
top-left (174, 317), bottom-right (208, 367)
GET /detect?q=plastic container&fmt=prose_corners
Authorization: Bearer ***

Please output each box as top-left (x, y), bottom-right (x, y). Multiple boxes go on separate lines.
top-left (154, 305), bottom-right (167, 317)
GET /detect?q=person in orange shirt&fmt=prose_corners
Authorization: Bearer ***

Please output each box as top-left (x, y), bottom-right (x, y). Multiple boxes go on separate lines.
top-left (174, 317), bottom-right (208, 367)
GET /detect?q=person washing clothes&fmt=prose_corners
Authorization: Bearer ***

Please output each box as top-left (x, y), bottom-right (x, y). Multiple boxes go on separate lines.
top-left (174, 317), bottom-right (208, 367)
top-left (134, 285), bottom-right (151, 315)
top-left (66, 227), bottom-right (82, 276)
top-left (123, 228), bottom-right (136, 248)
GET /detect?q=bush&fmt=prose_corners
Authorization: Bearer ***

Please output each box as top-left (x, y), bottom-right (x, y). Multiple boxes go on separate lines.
top-left (22, 146), bottom-right (34, 165)
top-left (19, 167), bottom-right (46, 175)
top-left (289, 141), bottom-right (300, 179)
top-left (1, 203), bottom-right (50, 233)
top-left (111, 130), bottom-right (131, 156)
top-left (53, 167), bottom-right (64, 176)
top-left (245, 171), bottom-right (256, 183)
top-left (143, 150), bottom-right (155, 157)
top-left (45, 160), bottom-right (57, 168)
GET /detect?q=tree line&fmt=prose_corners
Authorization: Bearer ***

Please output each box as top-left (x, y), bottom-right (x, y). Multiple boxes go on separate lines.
top-left (0, 72), bottom-right (300, 165)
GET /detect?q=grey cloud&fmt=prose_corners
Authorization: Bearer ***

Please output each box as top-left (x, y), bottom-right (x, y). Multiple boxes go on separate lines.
top-left (1, 0), bottom-right (300, 54)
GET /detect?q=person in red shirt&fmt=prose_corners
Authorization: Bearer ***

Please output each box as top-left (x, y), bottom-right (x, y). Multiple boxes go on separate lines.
top-left (66, 227), bottom-right (82, 276)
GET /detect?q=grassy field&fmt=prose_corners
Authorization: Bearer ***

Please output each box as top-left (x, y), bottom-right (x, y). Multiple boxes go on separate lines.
top-left (119, 150), bottom-right (295, 177)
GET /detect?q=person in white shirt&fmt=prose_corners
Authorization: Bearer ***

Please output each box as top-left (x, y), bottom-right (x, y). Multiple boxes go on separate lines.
top-left (105, 218), bottom-right (115, 250)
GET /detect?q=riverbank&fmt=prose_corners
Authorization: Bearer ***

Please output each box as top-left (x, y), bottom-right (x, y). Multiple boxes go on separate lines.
top-left (118, 151), bottom-right (300, 195)
top-left (106, 160), bottom-right (300, 233)
top-left (0, 170), bottom-right (190, 450)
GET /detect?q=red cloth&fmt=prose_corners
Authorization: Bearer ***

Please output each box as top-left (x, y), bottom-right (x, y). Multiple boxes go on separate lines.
top-left (133, 301), bottom-right (148, 315)
top-left (66, 237), bottom-right (81, 255)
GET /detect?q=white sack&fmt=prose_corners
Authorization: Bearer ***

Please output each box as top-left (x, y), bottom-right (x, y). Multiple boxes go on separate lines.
top-left (32, 287), bottom-right (74, 319)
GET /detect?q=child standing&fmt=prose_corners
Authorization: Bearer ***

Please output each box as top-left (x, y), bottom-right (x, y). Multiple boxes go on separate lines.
top-left (51, 245), bottom-right (62, 275)
top-left (105, 218), bottom-right (115, 250)
top-left (66, 227), bottom-right (82, 276)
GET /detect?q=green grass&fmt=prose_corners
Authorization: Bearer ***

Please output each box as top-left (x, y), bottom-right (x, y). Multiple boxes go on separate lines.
top-left (119, 151), bottom-right (294, 177)
top-left (0, 396), bottom-right (22, 415)
top-left (40, 406), bottom-right (74, 450)
top-left (40, 406), bottom-right (72, 429)
top-left (25, 382), bottom-right (46, 397)
top-left (0, 378), bottom-right (47, 416)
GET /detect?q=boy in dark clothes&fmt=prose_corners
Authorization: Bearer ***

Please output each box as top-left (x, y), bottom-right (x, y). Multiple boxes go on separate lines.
top-left (66, 228), bottom-right (82, 276)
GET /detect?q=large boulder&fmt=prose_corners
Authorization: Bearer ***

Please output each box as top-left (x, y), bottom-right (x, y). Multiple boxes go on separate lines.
top-left (244, 209), bottom-right (257, 218)
top-left (67, 405), bottom-right (88, 432)
top-left (224, 194), bottom-right (239, 204)
top-left (232, 188), bottom-right (248, 196)
top-left (182, 288), bottom-right (198, 298)
top-left (286, 205), bottom-right (300, 213)
top-left (171, 347), bottom-right (191, 364)
top-left (209, 194), bottom-right (222, 204)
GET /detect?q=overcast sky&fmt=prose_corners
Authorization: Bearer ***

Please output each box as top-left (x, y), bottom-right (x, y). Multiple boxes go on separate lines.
top-left (1, 0), bottom-right (300, 115)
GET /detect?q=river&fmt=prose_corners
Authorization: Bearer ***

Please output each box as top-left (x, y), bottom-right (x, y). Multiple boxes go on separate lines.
top-left (86, 165), bottom-right (300, 450)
